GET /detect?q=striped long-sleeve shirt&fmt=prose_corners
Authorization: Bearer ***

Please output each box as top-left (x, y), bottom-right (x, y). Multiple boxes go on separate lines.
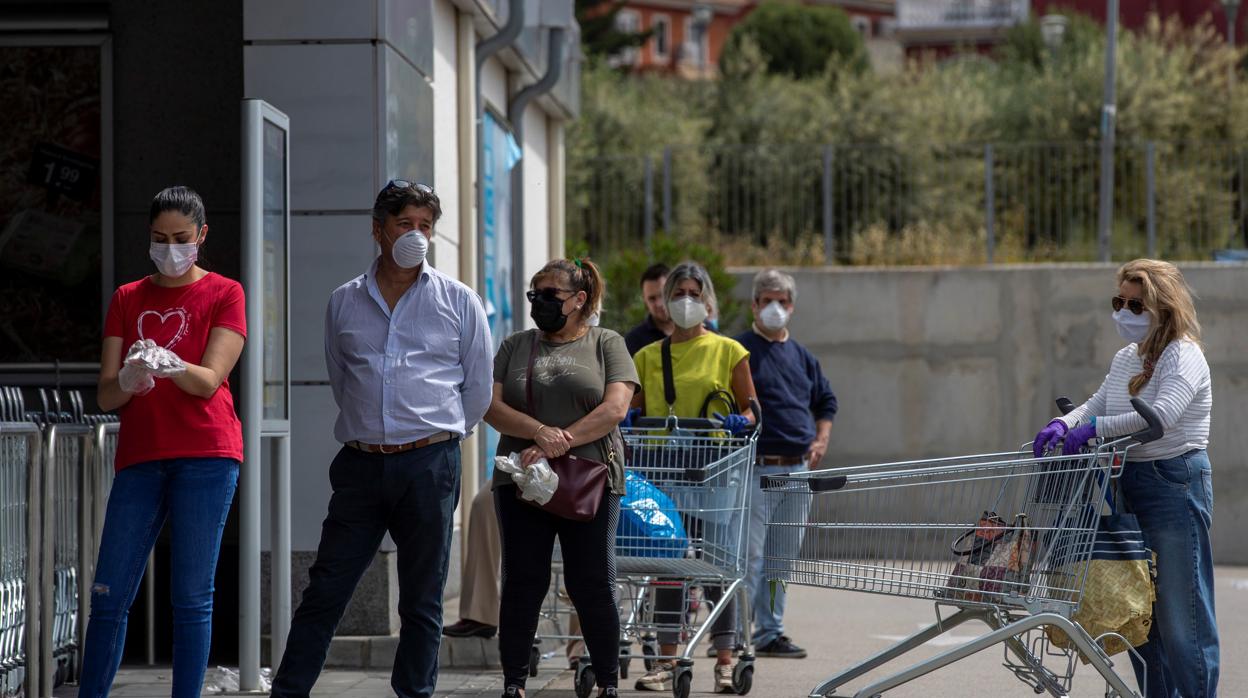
top-left (1060, 339), bottom-right (1211, 462)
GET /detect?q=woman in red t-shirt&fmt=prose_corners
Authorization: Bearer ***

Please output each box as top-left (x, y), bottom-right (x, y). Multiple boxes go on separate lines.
top-left (79, 186), bottom-right (247, 698)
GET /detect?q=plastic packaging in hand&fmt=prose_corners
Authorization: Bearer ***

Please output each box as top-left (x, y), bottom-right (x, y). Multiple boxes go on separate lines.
top-left (124, 338), bottom-right (187, 377)
top-left (494, 453), bottom-right (559, 505)
top-left (117, 363), bottom-right (155, 395)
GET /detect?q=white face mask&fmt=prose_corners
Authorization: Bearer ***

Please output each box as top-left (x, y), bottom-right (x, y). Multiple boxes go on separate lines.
top-left (149, 241), bottom-right (199, 277)
top-left (391, 230), bottom-right (429, 269)
top-left (586, 312), bottom-right (601, 327)
top-left (759, 301), bottom-right (790, 331)
top-left (1112, 308), bottom-right (1152, 343)
top-left (668, 296), bottom-right (708, 330)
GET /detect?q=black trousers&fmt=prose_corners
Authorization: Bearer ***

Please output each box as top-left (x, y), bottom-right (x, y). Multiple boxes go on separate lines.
top-left (270, 442), bottom-right (460, 698)
top-left (494, 485), bottom-right (621, 689)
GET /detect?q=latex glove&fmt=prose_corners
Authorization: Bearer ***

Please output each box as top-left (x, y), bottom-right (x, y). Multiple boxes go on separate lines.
top-left (1062, 422), bottom-right (1098, 456)
top-left (620, 408), bottom-right (640, 429)
top-left (118, 363), bottom-right (155, 395)
top-left (1032, 419), bottom-right (1068, 457)
top-left (124, 338), bottom-right (187, 377)
top-left (713, 412), bottom-right (750, 436)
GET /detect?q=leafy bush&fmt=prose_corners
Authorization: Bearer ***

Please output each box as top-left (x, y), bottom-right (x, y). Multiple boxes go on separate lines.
top-left (719, 0), bottom-right (866, 80)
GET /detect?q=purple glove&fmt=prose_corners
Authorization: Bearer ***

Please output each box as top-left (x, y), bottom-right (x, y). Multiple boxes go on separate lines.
top-left (714, 412), bottom-right (751, 436)
top-left (1032, 419), bottom-right (1067, 457)
top-left (1062, 422), bottom-right (1098, 455)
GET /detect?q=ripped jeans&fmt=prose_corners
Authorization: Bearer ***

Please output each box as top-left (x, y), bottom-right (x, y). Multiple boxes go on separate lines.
top-left (77, 458), bottom-right (239, 698)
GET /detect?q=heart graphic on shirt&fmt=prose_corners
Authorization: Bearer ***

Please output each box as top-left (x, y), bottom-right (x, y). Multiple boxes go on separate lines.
top-left (137, 308), bottom-right (190, 349)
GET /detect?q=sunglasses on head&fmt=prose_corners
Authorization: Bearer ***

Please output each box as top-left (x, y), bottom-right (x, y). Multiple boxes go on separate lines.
top-left (1112, 296), bottom-right (1146, 315)
top-left (526, 287), bottom-right (574, 303)
top-left (380, 179), bottom-right (433, 195)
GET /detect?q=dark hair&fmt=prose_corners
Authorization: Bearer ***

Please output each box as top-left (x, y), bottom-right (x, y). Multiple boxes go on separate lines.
top-left (533, 258), bottom-right (605, 316)
top-left (640, 262), bottom-right (670, 287)
top-left (373, 183), bottom-right (442, 223)
top-left (149, 186), bottom-right (206, 229)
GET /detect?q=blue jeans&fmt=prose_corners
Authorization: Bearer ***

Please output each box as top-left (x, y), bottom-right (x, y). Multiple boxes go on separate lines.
top-left (77, 458), bottom-right (239, 698)
top-left (271, 441), bottom-right (460, 698)
top-left (746, 462), bottom-right (810, 647)
top-left (1119, 449), bottom-right (1219, 698)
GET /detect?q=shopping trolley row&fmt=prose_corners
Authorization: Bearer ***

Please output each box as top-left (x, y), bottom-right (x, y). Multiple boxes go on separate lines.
top-left (533, 409), bottom-right (760, 698)
top-left (761, 398), bottom-right (1165, 698)
top-left (1, 387), bottom-right (119, 698)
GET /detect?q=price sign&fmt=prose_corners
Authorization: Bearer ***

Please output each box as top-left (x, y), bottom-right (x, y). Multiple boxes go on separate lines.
top-left (26, 142), bottom-right (99, 201)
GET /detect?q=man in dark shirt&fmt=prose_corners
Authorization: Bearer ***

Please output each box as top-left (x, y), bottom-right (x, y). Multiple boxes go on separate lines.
top-left (623, 263), bottom-right (673, 356)
top-left (734, 269), bottom-right (837, 659)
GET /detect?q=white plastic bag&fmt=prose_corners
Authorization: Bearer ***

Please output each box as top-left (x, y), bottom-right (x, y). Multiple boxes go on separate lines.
top-left (124, 338), bottom-right (187, 377)
top-left (494, 452), bottom-right (559, 505)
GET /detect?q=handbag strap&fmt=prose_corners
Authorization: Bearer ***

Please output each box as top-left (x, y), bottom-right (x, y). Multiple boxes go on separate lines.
top-left (661, 337), bottom-right (676, 411)
top-left (526, 330), bottom-right (540, 415)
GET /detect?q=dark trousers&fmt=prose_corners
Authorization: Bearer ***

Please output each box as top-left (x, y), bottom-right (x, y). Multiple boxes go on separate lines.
top-left (271, 441), bottom-right (461, 698)
top-left (494, 485), bottom-right (621, 689)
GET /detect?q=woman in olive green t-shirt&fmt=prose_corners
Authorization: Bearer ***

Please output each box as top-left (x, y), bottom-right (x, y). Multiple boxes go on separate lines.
top-left (484, 258), bottom-right (638, 698)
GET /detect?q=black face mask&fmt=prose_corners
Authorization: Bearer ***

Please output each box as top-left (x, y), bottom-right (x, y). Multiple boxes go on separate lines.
top-left (529, 296), bottom-right (569, 333)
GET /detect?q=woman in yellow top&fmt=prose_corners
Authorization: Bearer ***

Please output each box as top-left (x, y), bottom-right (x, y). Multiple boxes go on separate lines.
top-left (630, 261), bottom-right (757, 694)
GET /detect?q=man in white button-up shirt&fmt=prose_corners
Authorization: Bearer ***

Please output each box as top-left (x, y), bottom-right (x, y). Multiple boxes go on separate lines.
top-left (272, 181), bottom-right (492, 698)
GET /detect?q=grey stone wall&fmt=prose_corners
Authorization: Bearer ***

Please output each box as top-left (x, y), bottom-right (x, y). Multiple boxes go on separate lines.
top-left (731, 263), bottom-right (1248, 564)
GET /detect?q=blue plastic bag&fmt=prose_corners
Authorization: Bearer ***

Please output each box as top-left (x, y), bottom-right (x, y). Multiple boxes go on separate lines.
top-left (616, 471), bottom-right (687, 558)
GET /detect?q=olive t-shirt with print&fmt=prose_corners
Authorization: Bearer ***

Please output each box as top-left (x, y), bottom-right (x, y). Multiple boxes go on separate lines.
top-left (492, 327), bottom-right (639, 494)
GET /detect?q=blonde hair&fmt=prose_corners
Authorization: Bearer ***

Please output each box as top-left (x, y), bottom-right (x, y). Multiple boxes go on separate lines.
top-left (1117, 259), bottom-right (1201, 395)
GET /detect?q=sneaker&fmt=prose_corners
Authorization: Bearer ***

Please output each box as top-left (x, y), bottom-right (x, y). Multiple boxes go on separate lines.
top-left (714, 663), bottom-right (735, 693)
top-left (634, 661), bottom-right (675, 692)
top-left (597, 688), bottom-right (619, 698)
top-left (756, 635), bottom-right (807, 659)
top-left (501, 686), bottom-right (524, 698)
top-left (444, 618), bottom-right (497, 639)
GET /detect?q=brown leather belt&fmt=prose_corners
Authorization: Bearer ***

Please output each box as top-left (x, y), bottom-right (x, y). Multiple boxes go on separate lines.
top-left (346, 431), bottom-right (454, 454)
top-left (758, 454), bottom-right (805, 466)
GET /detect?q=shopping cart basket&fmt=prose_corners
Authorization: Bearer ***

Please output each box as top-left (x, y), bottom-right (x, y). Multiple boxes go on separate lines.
top-left (531, 407), bottom-right (760, 698)
top-left (762, 398), bottom-right (1164, 698)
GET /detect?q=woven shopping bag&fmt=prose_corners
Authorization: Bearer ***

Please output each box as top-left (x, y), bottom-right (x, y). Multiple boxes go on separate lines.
top-left (940, 512), bottom-right (1037, 604)
top-left (1046, 510), bottom-right (1156, 660)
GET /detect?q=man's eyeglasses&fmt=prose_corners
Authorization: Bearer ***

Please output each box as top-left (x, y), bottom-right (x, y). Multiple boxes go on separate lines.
top-left (526, 288), bottom-right (574, 303)
top-left (380, 179), bottom-right (433, 195)
top-left (1111, 296), bottom-right (1146, 315)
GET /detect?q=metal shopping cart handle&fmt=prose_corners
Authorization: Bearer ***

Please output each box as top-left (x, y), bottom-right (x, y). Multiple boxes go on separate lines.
top-left (634, 397), bottom-right (764, 434)
top-left (1055, 395), bottom-right (1164, 445)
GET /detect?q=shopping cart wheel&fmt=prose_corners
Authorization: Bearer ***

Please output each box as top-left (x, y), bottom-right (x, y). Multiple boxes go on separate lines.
top-left (574, 662), bottom-right (596, 698)
top-left (732, 663), bottom-right (753, 695)
top-left (528, 645), bottom-right (540, 677)
top-left (672, 669), bottom-right (692, 698)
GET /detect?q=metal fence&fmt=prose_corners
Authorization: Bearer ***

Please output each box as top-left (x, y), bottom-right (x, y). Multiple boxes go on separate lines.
top-left (568, 141), bottom-right (1248, 263)
top-left (0, 387), bottom-right (118, 698)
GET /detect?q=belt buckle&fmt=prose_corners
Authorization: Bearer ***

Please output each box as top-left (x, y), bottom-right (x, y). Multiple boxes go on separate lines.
top-left (378, 443), bottom-right (397, 454)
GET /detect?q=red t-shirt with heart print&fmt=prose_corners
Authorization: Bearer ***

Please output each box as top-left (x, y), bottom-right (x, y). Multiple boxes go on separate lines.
top-left (103, 272), bottom-right (247, 471)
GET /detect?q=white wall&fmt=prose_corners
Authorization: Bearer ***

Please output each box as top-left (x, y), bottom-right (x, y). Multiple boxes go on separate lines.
top-left (481, 55), bottom-right (507, 119)
top-left (432, 0), bottom-right (461, 278)
top-left (522, 102), bottom-right (550, 287)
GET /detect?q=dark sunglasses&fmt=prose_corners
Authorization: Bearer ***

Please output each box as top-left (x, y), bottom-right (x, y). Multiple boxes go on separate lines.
top-left (380, 179), bottom-right (433, 195)
top-left (526, 287), bottom-right (574, 303)
top-left (1111, 296), bottom-right (1146, 315)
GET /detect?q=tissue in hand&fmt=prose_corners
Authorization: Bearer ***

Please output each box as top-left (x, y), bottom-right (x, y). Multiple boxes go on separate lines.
top-left (494, 453), bottom-right (559, 505)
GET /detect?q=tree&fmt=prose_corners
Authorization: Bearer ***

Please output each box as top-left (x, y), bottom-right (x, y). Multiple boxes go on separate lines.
top-left (577, 0), bottom-right (651, 62)
top-left (720, 0), bottom-right (867, 80)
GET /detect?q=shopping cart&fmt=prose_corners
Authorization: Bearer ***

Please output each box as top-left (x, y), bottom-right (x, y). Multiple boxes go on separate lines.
top-left (531, 406), bottom-right (760, 698)
top-left (762, 398), bottom-right (1164, 698)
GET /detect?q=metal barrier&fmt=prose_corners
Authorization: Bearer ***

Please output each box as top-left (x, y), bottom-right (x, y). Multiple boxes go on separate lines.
top-left (0, 387), bottom-right (121, 698)
top-left (0, 422), bottom-right (41, 698)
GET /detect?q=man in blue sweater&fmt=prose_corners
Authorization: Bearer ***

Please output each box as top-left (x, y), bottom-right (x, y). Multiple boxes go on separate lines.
top-left (734, 269), bottom-right (837, 659)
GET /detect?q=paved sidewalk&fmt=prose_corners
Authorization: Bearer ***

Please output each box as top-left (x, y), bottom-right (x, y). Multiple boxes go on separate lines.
top-left (57, 566), bottom-right (1247, 697)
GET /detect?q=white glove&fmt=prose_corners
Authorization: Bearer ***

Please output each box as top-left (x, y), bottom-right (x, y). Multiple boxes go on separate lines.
top-left (118, 363), bottom-right (155, 395)
top-left (124, 338), bottom-right (187, 377)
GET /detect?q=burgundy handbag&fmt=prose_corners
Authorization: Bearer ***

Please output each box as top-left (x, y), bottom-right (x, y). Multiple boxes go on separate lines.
top-left (522, 331), bottom-right (609, 521)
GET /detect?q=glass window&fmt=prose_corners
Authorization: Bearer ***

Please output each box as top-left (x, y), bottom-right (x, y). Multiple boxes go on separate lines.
top-left (261, 119), bottom-right (288, 420)
top-left (0, 44), bottom-right (103, 363)
top-left (653, 15), bottom-right (671, 60)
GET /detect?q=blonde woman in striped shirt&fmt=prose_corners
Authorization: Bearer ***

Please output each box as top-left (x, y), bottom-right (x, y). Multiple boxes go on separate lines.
top-left (1033, 259), bottom-right (1218, 698)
